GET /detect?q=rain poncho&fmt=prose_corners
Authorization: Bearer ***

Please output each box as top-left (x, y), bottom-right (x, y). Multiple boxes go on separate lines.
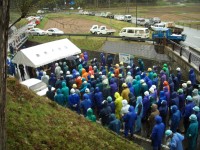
top-left (192, 89), bottom-right (200, 107)
top-left (121, 100), bottom-right (130, 116)
top-left (189, 68), bottom-right (196, 85)
top-left (142, 95), bottom-right (150, 120)
top-left (122, 106), bottom-right (137, 137)
top-left (168, 132), bottom-right (184, 150)
top-left (54, 89), bottom-right (65, 106)
top-left (94, 87), bottom-right (103, 112)
top-left (86, 108), bottom-right (96, 122)
top-left (110, 79), bottom-right (118, 100)
top-left (99, 101), bottom-right (112, 126)
top-left (186, 119), bottom-right (198, 150)
top-left (80, 94), bottom-right (92, 116)
top-left (114, 92), bottom-right (123, 119)
top-left (46, 85), bottom-right (55, 101)
top-left (170, 105), bottom-right (181, 133)
top-left (151, 115), bottom-right (165, 149)
top-left (68, 92), bottom-right (80, 113)
top-left (49, 73), bottom-right (56, 87)
top-left (61, 82), bottom-right (69, 104)
top-left (108, 114), bottom-right (121, 134)
top-left (41, 72), bottom-right (49, 85)
top-left (135, 96), bottom-right (143, 132)
top-left (121, 87), bottom-right (130, 103)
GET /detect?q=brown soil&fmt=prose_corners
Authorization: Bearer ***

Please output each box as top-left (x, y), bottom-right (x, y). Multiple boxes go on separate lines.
top-left (44, 18), bottom-right (113, 34)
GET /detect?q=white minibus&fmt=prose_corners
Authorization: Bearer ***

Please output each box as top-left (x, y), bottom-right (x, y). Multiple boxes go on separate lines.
top-left (119, 27), bottom-right (149, 40)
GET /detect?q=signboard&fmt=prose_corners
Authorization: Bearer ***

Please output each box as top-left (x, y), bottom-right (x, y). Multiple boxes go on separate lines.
top-left (119, 53), bottom-right (130, 64)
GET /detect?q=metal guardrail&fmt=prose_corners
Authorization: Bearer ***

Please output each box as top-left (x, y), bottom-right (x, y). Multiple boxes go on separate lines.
top-left (62, 33), bottom-right (154, 42)
top-left (167, 39), bottom-right (200, 69)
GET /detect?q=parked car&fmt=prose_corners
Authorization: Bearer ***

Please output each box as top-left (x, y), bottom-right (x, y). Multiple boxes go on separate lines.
top-left (144, 17), bottom-right (161, 28)
top-left (115, 15), bottom-right (125, 21)
top-left (45, 28), bottom-right (64, 35)
top-left (27, 28), bottom-right (45, 36)
top-left (20, 78), bottom-right (55, 96)
top-left (137, 18), bottom-right (146, 26)
top-left (152, 17), bottom-right (161, 23)
top-left (88, 12), bottom-right (95, 16)
top-left (124, 15), bottom-right (132, 22)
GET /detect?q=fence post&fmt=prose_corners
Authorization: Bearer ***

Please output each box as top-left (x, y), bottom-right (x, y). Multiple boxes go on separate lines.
top-left (180, 47), bottom-right (182, 56)
top-left (106, 36), bottom-right (108, 41)
top-left (172, 43), bottom-right (175, 51)
top-left (188, 52), bottom-right (191, 63)
top-left (86, 35), bottom-right (88, 39)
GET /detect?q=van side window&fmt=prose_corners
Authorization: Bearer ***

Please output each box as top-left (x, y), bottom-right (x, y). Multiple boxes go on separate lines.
top-left (127, 29), bottom-right (134, 33)
top-left (121, 29), bottom-right (126, 33)
top-left (139, 30), bottom-right (144, 34)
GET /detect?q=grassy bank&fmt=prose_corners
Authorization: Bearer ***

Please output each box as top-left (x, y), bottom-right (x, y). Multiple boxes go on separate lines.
top-left (6, 77), bottom-right (143, 149)
top-left (28, 36), bottom-right (107, 51)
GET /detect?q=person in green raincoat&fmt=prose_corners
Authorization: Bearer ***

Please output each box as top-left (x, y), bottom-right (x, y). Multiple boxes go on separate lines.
top-left (61, 82), bottom-right (69, 106)
top-left (86, 108), bottom-right (96, 122)
top-left (186, 114), bottom-right (199, 150)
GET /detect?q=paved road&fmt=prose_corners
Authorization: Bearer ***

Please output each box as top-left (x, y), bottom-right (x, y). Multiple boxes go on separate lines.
top-left (180, 26), bottom-right (200, 50)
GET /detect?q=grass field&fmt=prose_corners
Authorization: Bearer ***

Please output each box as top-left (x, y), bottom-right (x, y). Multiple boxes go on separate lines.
top-left (6, 77), bottom-right (143, 150)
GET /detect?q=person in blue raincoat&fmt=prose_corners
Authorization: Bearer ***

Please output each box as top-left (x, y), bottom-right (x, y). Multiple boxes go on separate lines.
top-left (165, 129), bottom-right (184, 150)
top-left (68, 88), bottom-right (80, 113)
top-left (80, 94), bottom-right (92, 116)
top-left (135, 96), bottom-right (143, 133)
top-left (142, 91), bottom-right (151, 121)
top-left (151, 115), bottom-right (165, 150)
top-left (189, 68), bottom-right (196, 86)
top-left (54, 88), bottom-right (65, 106)
top-left (94, 87), bottom-right (104, 114)
top-left (61, 82), bottom-right (69, 106)
top-left (108, 113), bottom-right (121, 135)
top-left (186, 114), bottom-right (199, 150)
top-left (122, 106), bottom-right (137, 138)
top-left (170, 105), bottom-right (181, 133)
top-left (49, 73), bottom-right (57, 87)
top-left (171, 92), bottom-right (179, 108)
top-left (176, 67), bottom-right (182, 84)
top-left (159, 100), bottom-right (168, 125)
top-left (110, 78), bottom-right (118, 100)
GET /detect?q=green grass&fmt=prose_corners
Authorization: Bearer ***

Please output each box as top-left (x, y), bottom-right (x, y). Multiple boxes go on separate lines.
top-left (6, 78), bottom-right (143, 150)
top-left (29, 35), bottom-right (107, 51)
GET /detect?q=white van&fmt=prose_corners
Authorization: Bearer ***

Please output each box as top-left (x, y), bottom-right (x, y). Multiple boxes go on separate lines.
top-left (119, 27), bottom-right (149, 40)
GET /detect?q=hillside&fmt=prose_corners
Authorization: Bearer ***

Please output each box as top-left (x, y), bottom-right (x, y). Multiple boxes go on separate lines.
top-left (6, 77), bottom-right (143, 150)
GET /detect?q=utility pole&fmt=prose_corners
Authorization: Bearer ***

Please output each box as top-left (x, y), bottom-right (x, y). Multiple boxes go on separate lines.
top-left (109, 0), bottom-right (110, 9)
top-left (136, 0), bottom-right (137, 27)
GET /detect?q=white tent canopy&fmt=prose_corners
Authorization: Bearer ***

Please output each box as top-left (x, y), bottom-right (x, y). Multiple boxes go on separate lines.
top-left (12, 38), bottom-right (81, 68)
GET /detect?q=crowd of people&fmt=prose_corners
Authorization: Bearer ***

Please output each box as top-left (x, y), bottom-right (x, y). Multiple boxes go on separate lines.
top-left (14, 51), bottom-right (200, 150)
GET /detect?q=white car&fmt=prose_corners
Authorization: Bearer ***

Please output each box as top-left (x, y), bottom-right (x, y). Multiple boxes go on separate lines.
top-left (27, 22), bottom-right (36, 29)
top-left (20, 78), bottom-right (54, 96)
top-left (27, 28), bottom-right (45, 36)
top-left (45, 28), bottom-right (64, 35)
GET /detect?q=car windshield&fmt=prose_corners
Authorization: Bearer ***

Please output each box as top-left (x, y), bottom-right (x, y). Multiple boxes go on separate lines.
top-left (53, 28), bottom-right (60, 31)
top-left (29, 82), bottom-right (47, 93)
